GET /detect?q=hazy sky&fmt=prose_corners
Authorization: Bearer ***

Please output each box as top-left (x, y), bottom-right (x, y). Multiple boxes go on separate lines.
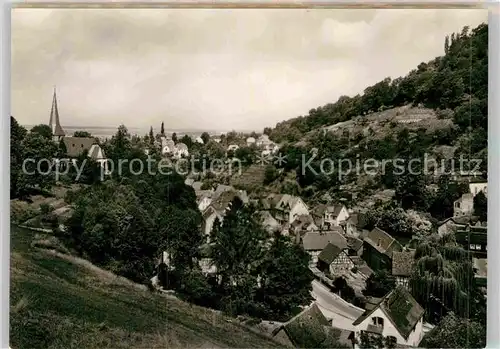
top-left (12, 8), bottom-right (487, 132)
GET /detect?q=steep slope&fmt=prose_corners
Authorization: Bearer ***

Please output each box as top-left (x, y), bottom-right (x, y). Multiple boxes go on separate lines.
top-left (10, 226), bottom-right (283, 349)
top-left (260, 23), bottom-right (488, 213)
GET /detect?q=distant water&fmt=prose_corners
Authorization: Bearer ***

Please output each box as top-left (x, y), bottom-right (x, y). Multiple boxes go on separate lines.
top-left (23, 125), bottom-right (226, 141)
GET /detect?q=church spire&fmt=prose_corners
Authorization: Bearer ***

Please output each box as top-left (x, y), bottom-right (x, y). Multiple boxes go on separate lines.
top-left (49, 86), bottom-right (65, 140)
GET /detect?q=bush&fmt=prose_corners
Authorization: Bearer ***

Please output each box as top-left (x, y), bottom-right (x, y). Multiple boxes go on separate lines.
top-left (39, 203), bottom-right (53, 215)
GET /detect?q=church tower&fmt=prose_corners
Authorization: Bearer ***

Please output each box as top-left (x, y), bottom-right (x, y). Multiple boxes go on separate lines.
top-left (49, 87), bottom-right (66, 142)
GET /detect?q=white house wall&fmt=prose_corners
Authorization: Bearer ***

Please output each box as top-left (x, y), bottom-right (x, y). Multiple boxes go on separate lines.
top-left (469, 183), bottom-right (487, 197)
top-left (354, 307), bottom-right (423, 348)
top-left (289, 200), bottom-right (310, 224)
top-left (198, 198), bottom-right (212, 212)
top-left (335, 207), bottom-right (350, 226)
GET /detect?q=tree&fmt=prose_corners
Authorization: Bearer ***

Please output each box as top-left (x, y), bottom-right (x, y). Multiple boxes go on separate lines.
top-left (172, 132), bottom-right (178, 143)
top-left (394, 171), bottom-right (432, 211)
top-left (257, 236), bottom-right (314, 320)
top-left (30, 124), bottom-right (53, 140)
top-left (10, 116), bottom-right (27, 198)
top-left (429, 175), bottom-right (469, 220)
top-left (106, 125), bottom-right (132, 162)
top-left (234, 147), bottom-right (254, 166)
top-left (17, 131), bottom-right (58, 196)
top-left (210, 197), bottom-right (267, 315)
top-left (473, 191), bottom-right (487, 222)
top-left (160, 122), bottom-right (165, 136)
top-left (410, 237), bottom-right (482, 324)
top-left (180, 135), bottom-right (192, 148)
top-left (263, 165), bottom-right (279, 185)
top-left (73, 131), bottom-right (92, 138)
top-left (149, 126), bottom-right (154, 145)
top-left (201, 132), bottom-right (210, 145)
top-left (363, 270), bottom-right (396, 298)
top-left (421, 312), bottom-right (486, 348)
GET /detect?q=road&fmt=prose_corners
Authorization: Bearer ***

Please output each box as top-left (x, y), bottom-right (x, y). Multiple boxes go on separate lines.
top-left (311, 280), bottom-right (364, 331)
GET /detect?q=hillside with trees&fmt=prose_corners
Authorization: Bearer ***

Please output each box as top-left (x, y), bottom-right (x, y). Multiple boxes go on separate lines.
top-left (261, 23), bottom-right (487, 219)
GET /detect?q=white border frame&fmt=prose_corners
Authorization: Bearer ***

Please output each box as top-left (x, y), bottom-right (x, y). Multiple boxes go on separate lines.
top-left (1, 2), bottom-right (498, 348)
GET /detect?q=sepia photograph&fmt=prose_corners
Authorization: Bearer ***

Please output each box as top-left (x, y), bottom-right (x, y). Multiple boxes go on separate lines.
top-left (10, 6), bottom-right (488, 349)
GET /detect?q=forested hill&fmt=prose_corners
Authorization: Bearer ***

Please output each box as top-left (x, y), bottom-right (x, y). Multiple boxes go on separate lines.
top-left (266, 23), bottom-right (487, 145)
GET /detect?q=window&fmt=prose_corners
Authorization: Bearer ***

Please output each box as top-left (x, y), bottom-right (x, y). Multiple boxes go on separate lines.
top-left (372, 317), bottom-right (384, 327)
top-left (470, 244), bottom-right (476, 250)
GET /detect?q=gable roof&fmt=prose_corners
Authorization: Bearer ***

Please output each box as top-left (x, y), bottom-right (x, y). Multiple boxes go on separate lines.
top-left (302, 231), bottom-right (347, 251)
top-left (318, 243), bottom-right (345, 265)
top-left (347, 236), bottom-right (364, 252)
top-left (88, 144), bottom-right (106, 160)
top-left (62, 137), bottom-right (96, 157)
top-left (273, 303), bottom-right (343, 348)
top-left (257, 211), bottom-right (280, 233)
top-left (313, 204), bottom-right (345, 218)
top-left (364, 227), bottom-right (403, 258)
top-left (392, 251), bottom-right (415, 277)
top-left (291, 214), bottom-right (316, 231)
top-left (353, 286), bottom-right (424, 340)
top-left (437, 215), bottom-right (479, 227)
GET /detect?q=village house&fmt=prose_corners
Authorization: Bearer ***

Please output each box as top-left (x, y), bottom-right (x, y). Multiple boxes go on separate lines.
top-left (352, 286), bottom-right (425, 348)
top-left (261, 194), bottom-right (310, 225)
top-left (290, 214), bottom-right (318, 236)
top-left (362, 227), bottom-right (403, 271)
top-left (272, 303), bottom-right (355, 349)
top-left (312, 204), bottom-right (349, 230)
top-left (257, 210), bottom-right (281, 235)
top-left (455, 225), bottom-right (487, 258)
top-left (469, 182), bottom-right (487, 197)
top-left (300, 229), bottom-right (348, 265)
top-left (173, 142), bottom-right (189, 159)
top-left (317, 242), bottom-right (355, 278)
top-left (391, 251), bottom-right (414, 290)
top-left (196, 191), bottom-right (213, 212)
top-left (198, 244), bottom-right (217, 276)
top-left (256, 134), bottom-right (272, 147)
top-left (201, 189), bottom-right (249, 241)
top-left (227, 144), bottom-right (239, 152)
top-left (453, 193), bottom-right (474, 217)
top-left (437, 215), bottom-right (479, 237)
top-left (246, 136), bottom-right (256, 146)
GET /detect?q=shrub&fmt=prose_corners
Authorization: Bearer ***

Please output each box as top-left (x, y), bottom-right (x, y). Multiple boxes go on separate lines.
top-left (39, 203), bottom-right (53, 215)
